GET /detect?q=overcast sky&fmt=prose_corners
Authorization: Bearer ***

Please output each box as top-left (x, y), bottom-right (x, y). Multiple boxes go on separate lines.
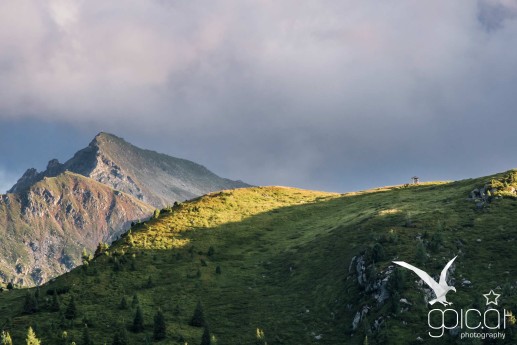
top-left (1, 0), bottom-right (517, 193)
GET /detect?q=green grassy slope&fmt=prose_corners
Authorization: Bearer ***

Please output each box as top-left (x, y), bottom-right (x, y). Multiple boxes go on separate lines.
top-left (1, 173), bottom-right (517, 344)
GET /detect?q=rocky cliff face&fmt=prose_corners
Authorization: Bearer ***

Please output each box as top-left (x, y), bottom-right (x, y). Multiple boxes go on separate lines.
top-left (9, 132), bottom-right (250, 207)
top-left (0, 172), bottom-right (153, 286)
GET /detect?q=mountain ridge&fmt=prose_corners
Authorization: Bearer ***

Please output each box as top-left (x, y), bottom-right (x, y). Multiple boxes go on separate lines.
top-left (1, 132), bottom-right (250, 286)
top-left (9, 132), bottom-right (249, 207)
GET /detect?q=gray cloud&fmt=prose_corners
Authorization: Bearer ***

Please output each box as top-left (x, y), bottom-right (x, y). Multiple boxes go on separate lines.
top-left (1, 0), bottom-right (517, 192)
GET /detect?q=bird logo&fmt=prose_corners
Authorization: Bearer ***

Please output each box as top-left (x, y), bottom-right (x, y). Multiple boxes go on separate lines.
top-left (393, 256), bottom-right (457, 306)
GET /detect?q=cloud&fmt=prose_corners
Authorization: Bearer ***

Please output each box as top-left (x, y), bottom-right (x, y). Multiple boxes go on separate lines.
top-left (1, 1), bottom-right (517, 191)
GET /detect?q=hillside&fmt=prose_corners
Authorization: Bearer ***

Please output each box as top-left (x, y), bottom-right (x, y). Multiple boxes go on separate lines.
top-left (1, 172), bottom-right (517, 344)
top-left (9, 132), bottom-right (250, 208)
top-left (1, 132), bottom-right (249, 287)
top-left (0, 172), bottom-right (153, 287)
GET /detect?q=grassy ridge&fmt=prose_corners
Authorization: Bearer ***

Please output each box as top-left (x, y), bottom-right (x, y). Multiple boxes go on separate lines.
top-left (1, 173), bottom-right (517, 344)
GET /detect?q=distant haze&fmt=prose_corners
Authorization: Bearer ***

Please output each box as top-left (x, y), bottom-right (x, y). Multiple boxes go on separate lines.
top-left (1, 1), bottom-right (517, 193)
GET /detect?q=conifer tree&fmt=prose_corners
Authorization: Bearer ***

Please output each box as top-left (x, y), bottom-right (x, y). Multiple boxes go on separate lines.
top-left (190, 302), bottom-right (206, 327)
top-left (1, 331), bottom-right (12, 345)
top-left (22, 291), bottom-right (38, 314)
top-left (82, 326), bottom-right (93, 345)
top-left (153, 310), bottom-right (166, 340)
top-left (65, 296), bottom-right (77, 320)
top-left (50, 289), bottom-right (61, 312)
top-left (26, 327), bottom-right (41, 345)
top-left (200, 326), bottom-right (211, 345)
top-left (132, 306), bottom-right (145, 333)
top-left (59, 331), bottom-right (68, 345)
top-left (119, 296), bottom-right (128, 310)
top-left (112, 326), bottom-right (128, 345)
top-left (255, 328), bottom-right (266, 345)
top-left (132, 294), bottom-right (139, 307)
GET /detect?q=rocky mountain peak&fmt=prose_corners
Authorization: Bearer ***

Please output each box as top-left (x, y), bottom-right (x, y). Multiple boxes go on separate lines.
top-left (9, 131), bottom-right (250, 206)
top-left (46, 158), bottom-right (63, 174)
top-left (2, 132), bottom-right (249, 286)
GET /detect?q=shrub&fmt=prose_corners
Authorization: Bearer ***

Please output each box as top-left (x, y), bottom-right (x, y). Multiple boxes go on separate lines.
top-left (371, 243), bottom-right (385, 262)
top-left (415, 242), bottom-right (427, 266)
top-left (391, 267), bottom-right (406, 292)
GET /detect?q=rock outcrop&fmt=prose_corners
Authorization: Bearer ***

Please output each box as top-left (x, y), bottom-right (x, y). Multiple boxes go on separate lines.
top-left (0, 172), bottom-right (153, 286)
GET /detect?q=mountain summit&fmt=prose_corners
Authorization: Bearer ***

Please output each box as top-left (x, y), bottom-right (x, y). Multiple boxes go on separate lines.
top-left (2, 133), bottom-right (249, 285)
top-left (9, 132), bottom-right (249, 207)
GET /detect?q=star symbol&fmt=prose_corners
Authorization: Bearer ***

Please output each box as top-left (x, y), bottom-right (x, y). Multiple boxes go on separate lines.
top-left (483, 290), bottom-right (501, 306)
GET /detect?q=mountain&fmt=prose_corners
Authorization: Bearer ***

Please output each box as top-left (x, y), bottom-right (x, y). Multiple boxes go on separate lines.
top-left (1, 133), bottom-right (249, 286)
top-left (9, 132), bottom-right (250, 207)
top-left (0, 172), bottom-right (153, 286)
top-left (2, 171), bottom-right (516, 344)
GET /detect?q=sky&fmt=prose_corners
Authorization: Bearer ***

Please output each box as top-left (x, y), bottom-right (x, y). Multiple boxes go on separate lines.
top-left (1, 0), bottom-right (517, 194)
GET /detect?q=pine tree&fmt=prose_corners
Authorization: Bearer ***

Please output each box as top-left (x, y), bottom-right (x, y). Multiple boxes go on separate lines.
top-left (363, 335), bottom-right (369, 345)
top-left (119, 296), bottom-right (128, 310)
top-left (132, 306), bottom-right (145, 332)
top-left (132, 294), bottom-right (139, 307)
top-left (22, 291), bottom-right (38, 314)
top-left (59, 331), bottom-right (68, 345)
top-left (58, 310), bottom-right (67, 329)
top-left (65, 296), bottom-right (77, 320)
top-left (146, 276), bottom-right (154, 288)
top-left (200, 326), bottom-right (211, 345)
top-left (50, 289), bottom-right (61, 312)
top-left (153, 310), bottom-right (166, 340)
top-left (255, 328), bottom-right (266, 345)
top-left (215, 266), bottom-right (222, 274)
top-left (190, 302), bottom-right (206, 327)
top-left (82, 326), bottom-right (93, 345)
top-left (6, 282), bottom-right (13, 290)
top-left (112, 326), bottom-right (128, 345)
top-left (1, 331), bottom-right (12, 345)
top-left (26, 327), bottom-right (41, 345)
